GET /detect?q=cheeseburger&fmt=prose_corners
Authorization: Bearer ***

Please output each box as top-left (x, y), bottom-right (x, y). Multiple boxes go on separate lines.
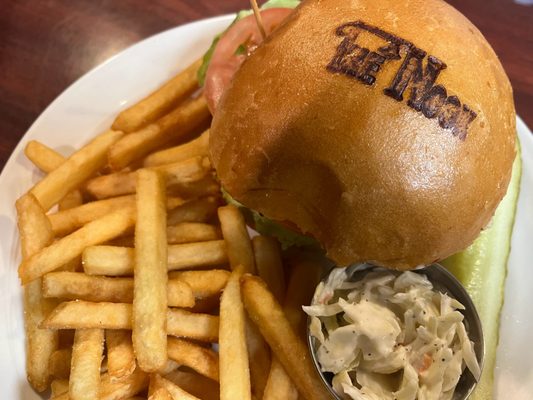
top-left (203, 0), bottom-right (516, 270)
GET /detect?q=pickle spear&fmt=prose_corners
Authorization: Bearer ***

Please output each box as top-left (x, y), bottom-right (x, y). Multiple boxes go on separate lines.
top-left (442, 146), bottom-right (522, 400)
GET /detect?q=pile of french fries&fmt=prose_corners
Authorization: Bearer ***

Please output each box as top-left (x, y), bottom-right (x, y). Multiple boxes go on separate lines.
top-left (15, 58), bottom-right (332, 400)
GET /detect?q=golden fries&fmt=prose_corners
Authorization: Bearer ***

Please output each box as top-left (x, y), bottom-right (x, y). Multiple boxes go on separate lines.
top-left (166, 222), bottom-right (220, 244)
top-left (112, 58), bottom-right (202, 133)
top-left (43, 301), bottom-right (218, 342)
top-left (144, 129), bottom-right (210, 167)
top-left (219, 267), bottom-right (251, 399)
top-left (218, 205), bottom-right (255, 273)
top-left (43, 301), bottom-right (133, 330)
top-left (30, 129), bottom-right (123, 210)
top-left (164, 370), bottom-right (220, 400)
top-left (49, 195), bottom-right (136, 236)
top-left (98, 367), bottom-right (149, 400)
top-left (150, 374), bottom-right (201, 400)
top-left (19, 207), bottom-right (135, 284)
top-left (24, 140), bottom-right (66, 173)
top-left (167, 337), bottom-right (219, 382)
top-left (16, 193), bottom-right (58, 392)
top-left (168, 269), bottom-right (229, 298)
top-left (108, 96), bottom-right (210, 170)
top-left (241, 275), bottom-right (330, 400)
top-left (253, 235), bottom-right (285, 302)
top-left (58, 189), bottom-right (84, 211)
top-left (133, 169), bottom-right (168, 372)
top-left (167, 196), bottom-right (219, 225)
top-left (262, 255), bottom-right (322, 400)
top-left (166, 308), bottom-right (219, 342)
top-left (106, 330), bottom-right (136, 381)
top-left (49, 348), bottom-right (72, 379)
top-left (246, 319), bottom-right (271, 399)
top-left (69, 328), bottom-right (105, 400)
top-left (85, 156), bottom-right (209, 199)
top-left (42, 271), bottom-right (193, 308)
top-left (51, 378), bottom-right (69, 397)
top-left (15, 54), bottom-right (332, 400)
top-left (83, 240), bottom-right (227, 276)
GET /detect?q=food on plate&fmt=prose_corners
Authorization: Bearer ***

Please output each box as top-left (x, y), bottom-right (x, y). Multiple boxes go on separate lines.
top-left (219, 266), bottom-right (251, 400)
top-left (304, 267), bottom-right (481, 399)
top-left (11, 0), bottom-right (521, 399)
top-left (69, 328), bottom-right (104, 400)
top-left (207, 0), bottom-right (516, 270)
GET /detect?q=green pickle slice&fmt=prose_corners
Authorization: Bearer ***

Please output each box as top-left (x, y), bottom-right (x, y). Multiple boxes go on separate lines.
top-left (442, 145), bottom-right (522, 400)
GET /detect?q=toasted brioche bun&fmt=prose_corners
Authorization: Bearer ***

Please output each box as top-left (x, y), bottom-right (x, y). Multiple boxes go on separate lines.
top-left (209, 0), bottom-right (516, 269)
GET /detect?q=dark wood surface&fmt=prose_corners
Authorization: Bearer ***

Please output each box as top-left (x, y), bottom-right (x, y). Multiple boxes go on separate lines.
top-left (1, 0), bottom-right (531, 170)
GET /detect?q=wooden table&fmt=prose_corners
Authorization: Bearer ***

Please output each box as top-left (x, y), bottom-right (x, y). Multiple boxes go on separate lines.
top-left (1, 0), bottom-right (531, 169)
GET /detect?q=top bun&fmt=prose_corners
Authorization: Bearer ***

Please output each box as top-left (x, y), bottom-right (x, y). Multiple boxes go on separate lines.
top-left (209, 0), bottom-right (516, 269)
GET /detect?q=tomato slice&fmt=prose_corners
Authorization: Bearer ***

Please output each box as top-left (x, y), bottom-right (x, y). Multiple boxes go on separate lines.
top-left (204, 8), bottom-right (294, 114)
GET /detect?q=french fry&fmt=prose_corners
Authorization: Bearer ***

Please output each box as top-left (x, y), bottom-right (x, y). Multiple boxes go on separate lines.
top-left (168, 270), bottom-right (230, 298)
top-left (24, 140), bottom-right (66, 173)
top-left (167, 196), bottom-right (219, 225)
top-left (82, 246), bottom-right (134, 276)
top-left (263, 358), bottom-right (299, 400)
top-left (15, 193), bottom-right (58, 392)
top-left (69, 328), bottom-right (105, 400)
top-left (42, 302), bottom-right (219, 342)
top-left (150, 374), bottom-right (202, 400)
top-left (23, 142), bottom-right (84, 212)
top-left (49, 348), bottom-right (72, 379)
top-left (82, 240), bottom-right (227, 276)
top-left (166, 240), bottom-right (227, 271)
top-left (52, 368), bottom-right (149, 400)
top-left (169, 176), bottom-right (220, 199)
top-left (241, 275), bottom-right (330, 400)
top-left (106, 330), bottom-right (136, 381)
top-left (164, 369), bottom-right (220, 400)
top-left (166, 308), bottom-right (219, 342)
top-left (43, 271), bottom-right (133, 303)
top-left (50, 379), bottom-right (69, 397)
top-left (19, 207), bottom-right (136, 284)
top-left (167, 337), bottom-right (219, 382)
top-left (108, 96), bottom-right (210, 170)
top-left (112, 58), bottom-right (202, 133)
top-left (49, 195), bottom-right (136, 236)
top-left (30, 129), bottom-right (123, 211)
top-left (219, 267), bottom-right (251, 400)
top-left (58, 189), bottom-right (84, 211)
top-left (218, 205), bottom-right (255, 274)
top-left (42, 301), bottom-right (133, 330)
top-left (167, 279), bottom-right (195, 308)
top-left (252, 235), bottom-right (285, 302)
top-left (246, 319), bottom-right (271, 399)
top-left (85, 171), bottom-right (136, 199)
top-left (44, 275), bottom-right (193, 307)
top-left (144, 129), bottom-right (210, 167)
top-left (149, 387), bottom-right (173, 400)
top-left (133, 169), bottom-right (168, 372)
top-left (98, 367), bottom-right (149, 400)
top-left (166, 222), bottom-right (220, 244)
top-left (85, 156), bottom-right (209, 199)
top-left (254, 236), bottom-right (298, 400)
top-left (284, 256), bottom-right (325, 338)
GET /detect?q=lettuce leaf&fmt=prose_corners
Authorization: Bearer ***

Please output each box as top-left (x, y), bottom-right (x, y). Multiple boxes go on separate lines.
top-left (221, 187), bottom-right (318, 250)
top-left (197, 0), bottom-right (301, 86)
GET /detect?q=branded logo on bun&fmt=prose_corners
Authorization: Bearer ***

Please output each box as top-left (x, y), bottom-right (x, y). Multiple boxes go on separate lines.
top-left (327, 21), bottom-right (478, 140)
top-left (209, 0), bottom-right (516, 270)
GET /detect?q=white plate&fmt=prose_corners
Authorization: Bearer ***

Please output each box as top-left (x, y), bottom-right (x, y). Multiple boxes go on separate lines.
top-left (0, 14), bottom-right (531, 399)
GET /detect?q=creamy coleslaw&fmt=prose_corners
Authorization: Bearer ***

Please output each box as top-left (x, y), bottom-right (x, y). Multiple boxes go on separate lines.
top-left (304, 268), bottom-right (481, 400)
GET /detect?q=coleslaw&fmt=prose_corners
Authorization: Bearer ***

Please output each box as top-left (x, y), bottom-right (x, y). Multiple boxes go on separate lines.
top-left (304, 267), bottom-right (481, 400)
